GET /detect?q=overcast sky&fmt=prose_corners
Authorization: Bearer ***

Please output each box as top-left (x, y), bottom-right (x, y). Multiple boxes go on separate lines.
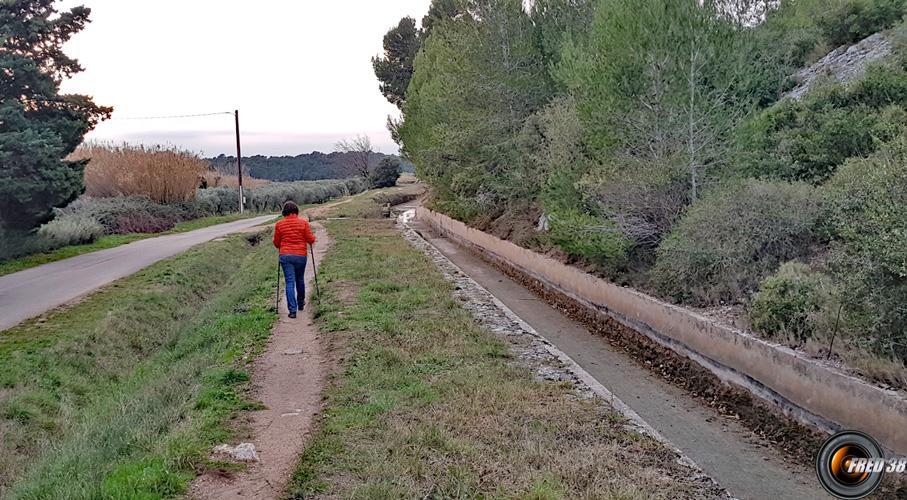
top-left (58, 0), bottom-right (430, 156)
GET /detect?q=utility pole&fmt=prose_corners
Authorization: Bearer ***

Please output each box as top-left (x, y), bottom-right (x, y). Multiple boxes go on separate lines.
top-left (234, 109), bottom-right (244, 213)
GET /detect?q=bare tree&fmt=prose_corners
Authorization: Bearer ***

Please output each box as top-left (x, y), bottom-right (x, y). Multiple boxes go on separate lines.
top-left (335, 134), bottom-right (374, 180)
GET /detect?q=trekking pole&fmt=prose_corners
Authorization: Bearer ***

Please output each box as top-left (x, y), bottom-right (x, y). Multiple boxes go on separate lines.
top-left (308, 243), bottom-right (320, 297)
top-left (275, 262), bottom-right (281, 311)
top-left (307, 214), bottom-right (320, 297)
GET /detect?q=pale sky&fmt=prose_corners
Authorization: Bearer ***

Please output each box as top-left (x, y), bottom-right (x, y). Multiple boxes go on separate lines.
top-left (58, 0), bottom-right (430, 156)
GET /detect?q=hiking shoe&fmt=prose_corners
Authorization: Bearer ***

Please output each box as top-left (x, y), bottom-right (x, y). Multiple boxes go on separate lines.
top-left (288, 312), bottom-right (297, 319)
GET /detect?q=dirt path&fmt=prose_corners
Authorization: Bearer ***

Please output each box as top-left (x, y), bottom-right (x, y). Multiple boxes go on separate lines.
top-left (191, 223), bottom-right (331, 499)
top-left (409, 220), bottom-right (828, 500)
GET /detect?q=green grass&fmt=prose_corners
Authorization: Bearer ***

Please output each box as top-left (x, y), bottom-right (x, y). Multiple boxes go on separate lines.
top-left (284, 218), bottom-right (709, 499)
top-left (0, 213), bottom-right (265, 277)
top-left (0, 230), bottom-right (277, 498)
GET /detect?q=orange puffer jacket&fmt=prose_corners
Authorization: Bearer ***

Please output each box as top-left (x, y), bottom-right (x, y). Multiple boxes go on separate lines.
top-left (273, 214), bottom-right (316, 256)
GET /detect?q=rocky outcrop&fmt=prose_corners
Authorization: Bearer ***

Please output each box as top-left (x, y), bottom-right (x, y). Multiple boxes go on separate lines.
top-left (785, 32), bottom-right (893, 100)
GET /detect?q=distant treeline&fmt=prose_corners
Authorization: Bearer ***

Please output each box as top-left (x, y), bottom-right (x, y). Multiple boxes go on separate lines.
top-left (208, 152), bottom-right (414, 182)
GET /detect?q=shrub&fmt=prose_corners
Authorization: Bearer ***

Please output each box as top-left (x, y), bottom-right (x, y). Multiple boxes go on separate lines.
top-left (652, 179), bottom-right (823, 305)
top-left (195, 186), bottom-right (238, 216)
top-left (369, 157), bottom-right (401, 188)
top-left (816, 0), bottom-right (907, 48)
top-left (823, 136), bottom-right (907, 362)
top-left (546, 207), bottom-right (632, 268)
top-left (71, 143), bottom-right (206, 204)
top-left (37, 214), bottom-right (105, 248)
top-left (0, 230), bottom-right (47, 261)
top-left (59, 196), bottom-right (188, 235)
top-left (578, 157), bottom-right (690, 250)
top-left (749, 262), bottom-right (836, 342)
top-left (737, 74), bottom-right (907, 183)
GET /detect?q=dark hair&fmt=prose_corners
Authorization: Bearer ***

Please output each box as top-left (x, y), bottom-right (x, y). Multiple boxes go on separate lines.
top-left (282, 201), bottom-right (299, 217)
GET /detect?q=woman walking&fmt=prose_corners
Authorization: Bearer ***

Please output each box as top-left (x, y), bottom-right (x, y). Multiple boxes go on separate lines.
top-left (273, 201), bottom-right (316, 318)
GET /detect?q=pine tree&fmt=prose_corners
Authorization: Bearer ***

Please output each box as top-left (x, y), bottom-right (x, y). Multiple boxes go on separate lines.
top-left (0, 0), bottom-right (112, 232)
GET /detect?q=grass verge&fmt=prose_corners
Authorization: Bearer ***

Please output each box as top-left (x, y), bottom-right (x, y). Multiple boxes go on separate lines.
top-left (0, 230), bottom-right (277, 498)
top-left (0, 213), bottom-right (264, 277)
top-left (320, 183), bottom-right (424, 219)
top-left (284, 218), bottom-right (711, 499)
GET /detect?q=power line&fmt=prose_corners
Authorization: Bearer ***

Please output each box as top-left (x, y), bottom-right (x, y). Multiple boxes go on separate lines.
top-left (16, 99), bottom-right (234, 122)
top-left (110, 110), bottom-right (233, 121)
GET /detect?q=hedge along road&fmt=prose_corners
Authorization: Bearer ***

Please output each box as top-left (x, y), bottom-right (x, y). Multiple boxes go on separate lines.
top-left (0, 215), bottom-right (275, 332)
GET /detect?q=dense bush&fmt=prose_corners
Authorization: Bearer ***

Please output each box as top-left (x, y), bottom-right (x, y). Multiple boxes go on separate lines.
top-left (817, 0), bottom-right (907, 47)
top-left (546, 207), bottom-right (632, 268)
top-left (0, 230), bottom-right (49, 261)
top-left (59, 196), bottom-right (188, 235)
top-left (194, 186), bottom-right (238, 216)
top-left (399, 0), bottom-right (555, 220)
top-left (749, 262), bottom-right (836, 342)
top-left (579, 158), bottom-right (691, 251)
top-left (736, 65), bottom-right (907, 183)
top-left (37, 213), bottom-right (105, 247)
top-left (823, 137), bottom-right (907, 362)
top-left (652, 179), bottom-right (823, 305)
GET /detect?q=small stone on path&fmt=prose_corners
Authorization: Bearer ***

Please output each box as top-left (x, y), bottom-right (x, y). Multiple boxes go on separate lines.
top-left (213, 443), bottom-right (259, 462)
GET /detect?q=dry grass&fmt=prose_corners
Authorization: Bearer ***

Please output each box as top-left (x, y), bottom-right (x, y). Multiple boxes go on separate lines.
top-left (72, 143), bottom-right (206, 204)
top-left (201, 171), bottom-right (269, 189)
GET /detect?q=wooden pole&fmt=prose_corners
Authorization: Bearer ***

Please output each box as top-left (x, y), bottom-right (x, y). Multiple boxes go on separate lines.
top-left (234, 109), bottom-right (244, 213)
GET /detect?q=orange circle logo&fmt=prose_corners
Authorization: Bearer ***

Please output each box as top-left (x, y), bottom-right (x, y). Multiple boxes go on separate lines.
top-left (816, 431), bottom-right (884, 499)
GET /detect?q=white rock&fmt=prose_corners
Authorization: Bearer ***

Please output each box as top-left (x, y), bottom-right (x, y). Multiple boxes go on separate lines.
top-left (214, 442), bottom-right (259, 462)
top-left (536, 213), bottom-right (550, 232)
top-left (785, 32), bottom-right (893, 100)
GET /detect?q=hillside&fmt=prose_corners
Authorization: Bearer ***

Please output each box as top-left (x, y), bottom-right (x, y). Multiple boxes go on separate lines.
top-left (208, 152), bottom-right (414, 181)
top-left (383, 0), bottom-right (907, 385)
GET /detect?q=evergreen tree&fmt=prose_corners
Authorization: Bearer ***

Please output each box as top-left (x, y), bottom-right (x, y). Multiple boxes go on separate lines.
top-left (372, 17), bottom-right (422, 109)
top-left (400, 0), bottom-right (552, 217)
top-left (0, 0), bottom-right (112, 232)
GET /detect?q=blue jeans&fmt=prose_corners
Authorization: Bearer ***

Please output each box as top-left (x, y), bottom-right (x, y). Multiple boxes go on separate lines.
top-left (279, 254), bottom-right (308, 313)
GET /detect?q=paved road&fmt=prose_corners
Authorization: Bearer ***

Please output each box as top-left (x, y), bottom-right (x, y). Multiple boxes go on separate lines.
top-left (0, 215), bottom-right (275, 332)
top-left (412, 220), bottom-right (829, 500)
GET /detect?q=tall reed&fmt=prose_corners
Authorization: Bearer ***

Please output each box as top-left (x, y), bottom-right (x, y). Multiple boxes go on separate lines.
top-left (72, 143), bottom-right (206, 204)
